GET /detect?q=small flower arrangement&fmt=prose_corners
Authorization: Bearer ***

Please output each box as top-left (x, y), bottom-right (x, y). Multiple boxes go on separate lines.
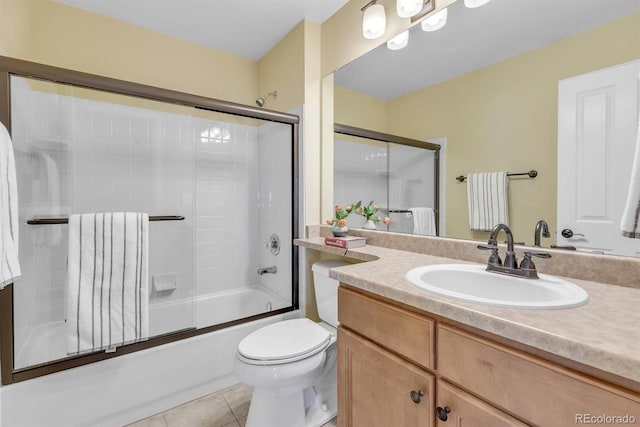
top-left (356, 201), bottom-right (390, 226)
top-left (326, 201), bottom-right (361, 230)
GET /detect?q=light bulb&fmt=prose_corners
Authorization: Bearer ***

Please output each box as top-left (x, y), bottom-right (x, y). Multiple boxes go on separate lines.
top-left (396, 0), bottom-right (423, 18)
top-left (363, 3), bottom-right (386, 40)
top-left (464, 0), bottom-right (491, 8)
top-left (421, 7), bottom-right (447, 32)
top-left (387, 30), bottom-right (409, 50)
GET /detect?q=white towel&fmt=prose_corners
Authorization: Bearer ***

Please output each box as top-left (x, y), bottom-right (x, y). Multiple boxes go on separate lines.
top-left (66, 212), bottom-right (149, 355)
top-left (409, 207), bottom-right (436, 236)
top-left (621, 100), bottom-right (640, 238)
top-left (467, 172), bottom-right (509, 231)
top-left (0, 123), bottom-right (21, 289)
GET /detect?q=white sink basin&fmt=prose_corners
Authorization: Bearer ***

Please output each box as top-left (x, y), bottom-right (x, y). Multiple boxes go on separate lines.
top-left (405, 264), bottom-right (589, 309)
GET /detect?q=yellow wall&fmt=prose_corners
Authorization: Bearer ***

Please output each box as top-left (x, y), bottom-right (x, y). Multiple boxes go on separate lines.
top-left (258, 21), bottom-right (305, 112)
top-left (0, 0), bottom-right (258, 105)
top-left (386, 14), bottom-right (640, 244)
top-left (334, 86), bottom-right (389, 132)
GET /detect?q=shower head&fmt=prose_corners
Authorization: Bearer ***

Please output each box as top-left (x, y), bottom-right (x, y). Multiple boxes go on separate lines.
top-left (256, 91), bottom-right (278, 107)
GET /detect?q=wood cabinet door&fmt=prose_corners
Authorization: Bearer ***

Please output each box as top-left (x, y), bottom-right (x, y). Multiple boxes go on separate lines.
top-left (436, 380), bottom-right (529, 426)
top-left (338, 327), bottom-right (434, 427)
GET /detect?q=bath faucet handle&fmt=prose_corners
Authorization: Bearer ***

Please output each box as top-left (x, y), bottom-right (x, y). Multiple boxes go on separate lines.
top-left (477, 244), bottom-right (502, 266)
top-left (520, 251), bottom-right (552, 275)
top-left (525, 250), bottom-right (552, 259)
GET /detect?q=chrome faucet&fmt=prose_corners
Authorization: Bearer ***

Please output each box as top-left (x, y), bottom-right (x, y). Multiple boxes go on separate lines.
top-left (478, 223), bottom-right (551, 279)
top-left (257, 265), bottom-right (277, 275)
top-left (534, 220), bottom-right (550, 247)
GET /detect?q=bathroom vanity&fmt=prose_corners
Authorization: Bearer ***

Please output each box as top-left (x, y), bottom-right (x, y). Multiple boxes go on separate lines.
top-left (295, 227), bottom-right (640, 427)
top-left (338, 286), bottom-right (638, 427)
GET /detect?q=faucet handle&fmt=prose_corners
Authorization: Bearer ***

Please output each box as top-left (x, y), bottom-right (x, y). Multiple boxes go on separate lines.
top-left (520, 251), bottom-right (551, 277)
top-left (525, 251), bottom-right (552, 259)
top-left (477, 244), bottom-right (497, 250)
top-left (477, 244), bottom-right (502, 266)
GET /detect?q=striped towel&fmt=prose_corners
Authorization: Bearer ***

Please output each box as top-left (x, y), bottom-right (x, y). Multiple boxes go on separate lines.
top-left (66, 213), bottom-right (149, 355)
top-left (467, 172), bottom-right (509, 231)
top-left (409, 207), bottom-right (437, 236)
top-left (621, 102), bottom-right (640, 238)
top-left (0, 122), bottom-right (21, 289)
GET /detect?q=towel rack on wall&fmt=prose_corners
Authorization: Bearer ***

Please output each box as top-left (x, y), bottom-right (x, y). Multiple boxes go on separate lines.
top-left (26, 215), bottom-right (185, 225)
top-left (455, 170), bottom-right (538, 182)
top-left (388, 209), bottom-right (413, 215)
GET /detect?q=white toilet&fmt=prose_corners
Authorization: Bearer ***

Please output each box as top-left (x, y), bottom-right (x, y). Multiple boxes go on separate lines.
top-left (234, 259), bottom-right (348, 427)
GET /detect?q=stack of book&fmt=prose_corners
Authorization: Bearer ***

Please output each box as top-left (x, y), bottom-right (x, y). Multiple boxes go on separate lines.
top-left (324, 236), bottom-right (367, 249)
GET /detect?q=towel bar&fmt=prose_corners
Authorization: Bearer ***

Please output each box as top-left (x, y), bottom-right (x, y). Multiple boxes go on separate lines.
top-left (456, 170), bottom-right (537, 182)
top-left (27, 215), bottom-right (185, 225)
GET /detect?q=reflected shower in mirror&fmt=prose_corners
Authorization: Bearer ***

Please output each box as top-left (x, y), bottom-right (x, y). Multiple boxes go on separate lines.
top-left (334, 124), bottom-right (440, 235)
top-left (333, 0), bottom-right (639, 256)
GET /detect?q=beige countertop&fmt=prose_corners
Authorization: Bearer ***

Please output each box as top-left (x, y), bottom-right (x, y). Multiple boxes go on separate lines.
top-left (295, 237), bottom-right (640, 385)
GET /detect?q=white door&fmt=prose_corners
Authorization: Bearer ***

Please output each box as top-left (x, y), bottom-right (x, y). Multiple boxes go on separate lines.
top-left (557, 60), bottom-right (640, 256)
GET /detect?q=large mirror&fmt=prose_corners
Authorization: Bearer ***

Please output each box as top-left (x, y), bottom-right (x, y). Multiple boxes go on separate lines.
top-left (333, 0), bottom-right (640, 256)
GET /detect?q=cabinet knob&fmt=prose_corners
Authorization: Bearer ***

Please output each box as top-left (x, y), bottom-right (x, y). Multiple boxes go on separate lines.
top-left (436, 406), bottom-right (451, 421)
top-left (409, 390), bottom-right (424, 403)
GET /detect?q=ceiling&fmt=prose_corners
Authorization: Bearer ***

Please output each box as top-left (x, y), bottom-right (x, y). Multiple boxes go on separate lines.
top-left (55, 0), bottom-right (348, 60)
top-left (335, 0), bottom-right (639, 99)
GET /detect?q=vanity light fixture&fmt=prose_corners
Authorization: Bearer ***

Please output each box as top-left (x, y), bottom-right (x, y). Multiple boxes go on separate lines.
top-left (387, 30), bottom-right (409, 50)
top-left (362, 0), bottom-right (386, 39)
top-left (421, 7), bottom-right (448, 32)
top-left (464, 0), bottom-right (491, 8)
top-left (396, 0), bottom-right (423, 18)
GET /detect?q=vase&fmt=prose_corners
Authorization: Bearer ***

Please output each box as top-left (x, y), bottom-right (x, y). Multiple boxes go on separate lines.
top-left (332, 224), bottom-right (349, 237)
top-left (362, 219), bottom-right (377, 230)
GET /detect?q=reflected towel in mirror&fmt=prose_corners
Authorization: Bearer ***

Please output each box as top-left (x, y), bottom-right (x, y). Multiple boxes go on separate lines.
top-left (466, 172), bottom-right (509, 231)
top-left (409, 207), bottom-right (436, 236)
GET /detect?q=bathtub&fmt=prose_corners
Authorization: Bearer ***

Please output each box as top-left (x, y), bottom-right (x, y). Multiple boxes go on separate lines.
top-left (149, 286), bottom-right (290, 336)
top-left (3, 287), bottom-right (298, 427)
top-left (15, 286), bottom-right (289, 369)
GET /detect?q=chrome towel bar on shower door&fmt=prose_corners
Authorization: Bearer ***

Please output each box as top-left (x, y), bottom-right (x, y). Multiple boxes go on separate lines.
top-left (26, 215), bottom-right (185, 225)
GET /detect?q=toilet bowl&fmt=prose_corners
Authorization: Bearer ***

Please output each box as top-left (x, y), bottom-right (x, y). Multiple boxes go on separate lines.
top-left (234, 259), bottom-right (348, 427)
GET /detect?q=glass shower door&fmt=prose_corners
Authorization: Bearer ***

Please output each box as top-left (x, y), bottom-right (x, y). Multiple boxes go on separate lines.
top-left (10, 76), bottom-right (197, 369)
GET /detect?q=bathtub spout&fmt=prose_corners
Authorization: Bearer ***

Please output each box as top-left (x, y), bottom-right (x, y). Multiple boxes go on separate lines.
top-left (257, 265), bottom-right (277, 275)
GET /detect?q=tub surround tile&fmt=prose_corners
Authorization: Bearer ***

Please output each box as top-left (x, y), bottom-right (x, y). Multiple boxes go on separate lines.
top-left (296, 234), bottom-right (640, 384)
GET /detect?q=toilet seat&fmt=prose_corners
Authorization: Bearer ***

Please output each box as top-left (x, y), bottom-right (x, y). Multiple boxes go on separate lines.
top-left (238, 318), bottom-right (332, 365)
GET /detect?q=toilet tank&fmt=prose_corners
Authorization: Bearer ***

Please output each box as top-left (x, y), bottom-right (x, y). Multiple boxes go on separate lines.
top-left (312, 260), bottom-right (349, 328)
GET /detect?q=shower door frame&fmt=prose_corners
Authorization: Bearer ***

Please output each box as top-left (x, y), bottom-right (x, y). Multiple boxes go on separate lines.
top-left (0, 55), bottom-right (300, 385)
top-left (334, 123), bottom-right (441, 235)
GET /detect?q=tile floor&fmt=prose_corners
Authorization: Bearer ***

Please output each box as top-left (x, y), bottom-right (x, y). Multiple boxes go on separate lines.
top-left (126, 383), bottom-right (337, 427)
